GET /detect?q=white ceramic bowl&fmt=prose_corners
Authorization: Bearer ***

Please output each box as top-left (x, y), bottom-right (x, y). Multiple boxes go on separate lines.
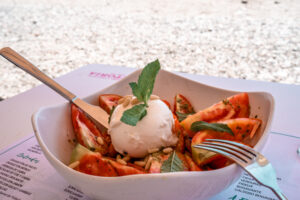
top-left (32, 69), bottom-right (274, 200)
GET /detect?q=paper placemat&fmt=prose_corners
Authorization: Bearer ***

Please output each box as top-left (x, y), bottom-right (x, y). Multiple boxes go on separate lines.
top-left (0, 131), bottom-right (299, 200)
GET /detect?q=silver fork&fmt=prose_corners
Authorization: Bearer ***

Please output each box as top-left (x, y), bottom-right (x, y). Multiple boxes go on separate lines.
top-left (193, 139), bottom-right (287, 200)
top-left (0, 47), bottom-right (109, 132)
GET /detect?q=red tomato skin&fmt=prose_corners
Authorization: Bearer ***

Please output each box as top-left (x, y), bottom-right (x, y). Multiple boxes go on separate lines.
top-left (208, 157), bottom-right (229, 169)
top-left (107, 159), bottom-right (146, 176)
top-left (184, 153), bottom-right (202, 171)
top-left (149, 160), bottom-right (162, 173)
top-left (174, 94), bottom-right (195, 114)
top-left (71, 104), bottom-right (109, 155)
top-left (173, 114), bottom-right (185, 153)
top-left (71, 104), bottom-right (101, 137)
top-left (191, 118), bottom-right (261, 167)
top-left (181, 93), bottom-right (250, 137)
top-left (99, 94), bottom-right (122, 114)
top-left (77, 153), bottom-right (118, 177)
top-left (175, 151), bottom-right (190, 171)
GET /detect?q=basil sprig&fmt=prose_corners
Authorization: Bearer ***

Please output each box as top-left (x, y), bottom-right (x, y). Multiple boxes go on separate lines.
top-left (191, 121), bottom-right (234, 136)
top-left (161, 151), bottom-right (184, 173)
top-left (176, 111), bottom-right (194, 122)
top-left (121, 60), bottom-right (160, 126)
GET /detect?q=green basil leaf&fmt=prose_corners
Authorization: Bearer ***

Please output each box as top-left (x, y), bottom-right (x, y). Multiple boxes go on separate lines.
top-left (136, 59), bottom-right (160, 105)
top-left (176, 111), bottom-right (194, 122)
top-left (161, 151), bottom-right (184, 173)
top-left (191, 121), bottom-right (234, 136)
top-left (121, 104), bottom-right (147, 126)
top-left (108, 106), bottom-right (116, 123)
top-left (129, 82), bottom-right (143, 103)
top-left (121, 59), bottom-right (161, 126)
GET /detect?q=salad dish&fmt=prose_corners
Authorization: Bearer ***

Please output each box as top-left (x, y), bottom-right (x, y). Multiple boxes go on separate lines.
top-left (32, 60), bottom-right (274, 200)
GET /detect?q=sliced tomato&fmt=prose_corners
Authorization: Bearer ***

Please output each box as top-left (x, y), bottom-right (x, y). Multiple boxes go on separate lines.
top-left (99, 94), bottom-right (122, 114)
top-left (176, 151), bottom-right (190, 171)
top-left (149, 152), bottom-right (168, 173)
top-left (207, 157), bottom-right (230, 169)
top-left (107, 143), bottom-right (118, 157)
top-left (76, 153), bottom-right (118, 177)
top-left (181, 93), bottom-right (250, 137)
top-left (184, 134), bottom-right (192, 154)
top-left (174, 94), bottom-right (195, 114)
top-left (221, 118), bottom-right (262, 140)
top-left (191, 118), bottom-right (261, 167)
top-left (173, 114), bottom-right (185, 153)
top-left (184, 152), bottom-right (202, 171)
top-left (107, 159), bottom-right (146, 176)
top-left (127, 163), bottom-right (147, 173)
top-left (149, 159), bottom-right (162, 173)
top-left (71, 104), bottom-right (109, 155)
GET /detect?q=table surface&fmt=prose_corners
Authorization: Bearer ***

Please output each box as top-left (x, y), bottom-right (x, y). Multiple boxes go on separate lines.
top-left (1, 64), bottom-right (300, 200)
top-left (1, 64), bottom-right (299, 150)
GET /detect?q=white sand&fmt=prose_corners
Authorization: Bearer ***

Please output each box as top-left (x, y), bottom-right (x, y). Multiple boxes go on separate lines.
top-left (0, 0), bottom-right (299, 99)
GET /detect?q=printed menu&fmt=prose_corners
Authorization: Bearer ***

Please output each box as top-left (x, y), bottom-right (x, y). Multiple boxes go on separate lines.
top-left (0, 131), bottom-right (299, 200)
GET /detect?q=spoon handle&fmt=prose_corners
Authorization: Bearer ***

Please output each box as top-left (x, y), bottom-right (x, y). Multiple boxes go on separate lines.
top-left (0, 47), bottom-right (76, 101)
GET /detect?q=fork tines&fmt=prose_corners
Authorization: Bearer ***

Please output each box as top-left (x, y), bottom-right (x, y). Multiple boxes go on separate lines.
top-left (193, 139), bottom-right (257, 166)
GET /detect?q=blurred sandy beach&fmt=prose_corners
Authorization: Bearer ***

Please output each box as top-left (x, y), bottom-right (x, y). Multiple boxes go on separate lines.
top-left (0, 0), bottom-right (299, 99)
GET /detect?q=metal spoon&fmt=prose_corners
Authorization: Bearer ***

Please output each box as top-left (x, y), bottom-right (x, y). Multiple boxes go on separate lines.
top-left (0, 47), bottom-right (109, 131)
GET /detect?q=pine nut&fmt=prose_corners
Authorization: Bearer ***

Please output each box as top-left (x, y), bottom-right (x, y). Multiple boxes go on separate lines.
top-left (97, 137), bottom-right (104, 145)
top-left (68, 161), bottom-right (80, 169)
top-left (124, 95), bottom-right (133, 99)
top-left (117, 158), bottom-right (127, 165)
top-left (144, 155), bottom-right (150, 163)
top-left (148, 148), bottom-right (160, 154)
top-left (131, 98), bottom-right (140, 105)
top-left (145, 156), bottom-right (153, 170)
top-left (163, 147), bottom-right (173, 154)
top-left (134, 161), bottom-right (146, 167)
top-left (122, 97), bottom-right (130, 107)
top-left (150, 95), bottom-right (160, 100)
top-left (123, 155), bottom-right (131, 162)
top-left (118, 97), bottom-right (125, 104)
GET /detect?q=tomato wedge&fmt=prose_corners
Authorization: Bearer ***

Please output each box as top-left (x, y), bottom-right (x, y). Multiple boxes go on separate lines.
top-left (173, 114), bottom-right (185, 153)
top-left (191, 118), bottom-right (261, 166)
top-left (181, 93), bottom-right (250, 137)
top-left (184, 153), bottom-right (202, 171)
top-left (71, 104), bottom-right (109, 155)
top-left (99, 94), bottom-right (122, 114)
top-left (149, 159), bottom-right (162, 173)
top-left (174, 94), bottom-right (195, 114)
top-left (76, 153), bottom-right (118, 177)
top-left (221, 118), bottom-right (262, 140)
top-left (107, 159), bottom-right (146, 176)
top-left (207, 157), bottom-right (230, 169)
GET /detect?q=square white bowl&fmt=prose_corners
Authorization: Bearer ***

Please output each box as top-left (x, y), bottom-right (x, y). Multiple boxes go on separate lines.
top-left (32, 69), bottom-right (274, 200)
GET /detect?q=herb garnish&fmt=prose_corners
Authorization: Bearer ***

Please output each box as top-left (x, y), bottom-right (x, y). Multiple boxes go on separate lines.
top-left (120, 104), bottom-right (147, 126)
top-left (191, 121), bottom-right (234, 136)
top-left (176, 111), bottom-right (194, 122)
top-left (161, 151), bottom-right (184, 173)
top-left (120, 60), bottom-right (160, 126)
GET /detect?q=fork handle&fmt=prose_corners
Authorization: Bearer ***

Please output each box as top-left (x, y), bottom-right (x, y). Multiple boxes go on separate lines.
top-left (0, 47), bottom-right (76, 101)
